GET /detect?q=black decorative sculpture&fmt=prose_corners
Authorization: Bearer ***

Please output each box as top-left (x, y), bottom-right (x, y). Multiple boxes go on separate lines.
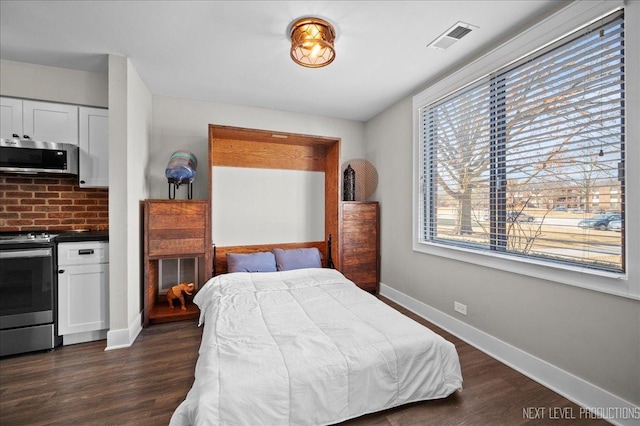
top-left (343, 164), bottom-right (355, 201)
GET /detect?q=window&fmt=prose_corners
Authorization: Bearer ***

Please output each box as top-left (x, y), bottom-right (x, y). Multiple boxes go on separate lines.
top-left (418, 10), bottom-right (625, 274)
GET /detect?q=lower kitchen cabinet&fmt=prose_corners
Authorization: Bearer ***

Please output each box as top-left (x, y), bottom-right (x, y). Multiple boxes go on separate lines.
top-left (57, 241), bottom-right (109, 344)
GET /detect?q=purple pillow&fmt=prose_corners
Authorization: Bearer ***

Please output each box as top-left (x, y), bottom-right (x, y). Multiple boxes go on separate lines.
top-left (272, 248), bottom-right (322, 271)
top-left (227, 251), bottom-right (277, 273)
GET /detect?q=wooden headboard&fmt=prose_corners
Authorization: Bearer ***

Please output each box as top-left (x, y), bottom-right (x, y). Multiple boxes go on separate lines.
top-left (214, 241), bottom-right (328, 276)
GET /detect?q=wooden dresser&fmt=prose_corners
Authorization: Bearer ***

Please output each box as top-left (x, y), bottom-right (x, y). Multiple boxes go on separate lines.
top-left (339, 201), bottom-right (380, 293)
top-left (142, 199), bottom-right (210, 326)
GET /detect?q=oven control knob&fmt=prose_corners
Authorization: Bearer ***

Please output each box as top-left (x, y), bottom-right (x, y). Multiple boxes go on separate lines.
top-left (58, 269), bottom-right (65, 274)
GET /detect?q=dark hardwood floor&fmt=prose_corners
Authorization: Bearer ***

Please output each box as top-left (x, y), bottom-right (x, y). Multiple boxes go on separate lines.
top-left (0, 297), bottom-right (609, 426)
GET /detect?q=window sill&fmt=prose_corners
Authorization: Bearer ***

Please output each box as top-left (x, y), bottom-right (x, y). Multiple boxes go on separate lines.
top-left (413, 240), bottom-right (638, 301)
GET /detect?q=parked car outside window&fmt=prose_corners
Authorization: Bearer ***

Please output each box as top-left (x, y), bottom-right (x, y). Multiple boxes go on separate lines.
top-left (608, 219), bottom-right (622, 232)
top-left (507, 211), bottom-right (535, 222)
top-left (577, 214), bottom-right (621, 231)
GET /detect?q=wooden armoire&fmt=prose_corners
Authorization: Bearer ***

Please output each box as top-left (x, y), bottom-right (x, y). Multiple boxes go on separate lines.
top-left (339, 201), bottom-right (380, 293)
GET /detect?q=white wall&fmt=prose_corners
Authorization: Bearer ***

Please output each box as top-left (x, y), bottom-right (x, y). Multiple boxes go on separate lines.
top-left (107, 55), bottom-right (128, 340)
top-left (0, 59), bottom-right (107, 107)
top-left (151, 95), bottom-right (365, 201)
top-left (125, 59), bottom-right (151, 328)
top-left (365, 0), bottom-right (639, 410)
top-left (106, 55), bottom-right (151, 350)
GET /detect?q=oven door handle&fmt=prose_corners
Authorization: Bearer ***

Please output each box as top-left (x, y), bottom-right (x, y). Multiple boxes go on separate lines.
top-left (0, 248), bottom-right (52, 259)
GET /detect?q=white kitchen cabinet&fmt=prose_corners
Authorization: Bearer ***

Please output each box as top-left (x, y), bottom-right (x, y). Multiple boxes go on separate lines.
top-left (0, 97), bottom-right (23, 139)
top-left (23, 100), bottom-right (79, 145)
top-left (0, 97), bottom-right (79, 145)
top-left (79, 107), bottom-right (108, 187)
top-left (57, 241), bottom-right (109, 344)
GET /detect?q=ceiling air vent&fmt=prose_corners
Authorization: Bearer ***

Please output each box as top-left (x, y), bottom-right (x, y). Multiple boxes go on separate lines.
top-left (427, 21), bottom-right (477, 50)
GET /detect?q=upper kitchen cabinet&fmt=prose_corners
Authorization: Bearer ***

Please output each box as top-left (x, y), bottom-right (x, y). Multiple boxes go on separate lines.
top-left (0, 97), bottom-right (23, 139)
top-left (23, 100), bottom-right (79, 145)
top-left (79, 107), bottom-right (108, 188)
top-left (0, 97), bottom-right (79, 145)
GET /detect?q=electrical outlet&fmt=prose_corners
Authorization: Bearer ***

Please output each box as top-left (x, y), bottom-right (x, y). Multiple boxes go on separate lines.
top-left (454, 301), bottom-right (467, 315)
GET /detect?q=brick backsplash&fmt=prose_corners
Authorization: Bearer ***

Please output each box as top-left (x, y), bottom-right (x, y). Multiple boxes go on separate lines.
top-left (0, 174), bottom-right (108, 232)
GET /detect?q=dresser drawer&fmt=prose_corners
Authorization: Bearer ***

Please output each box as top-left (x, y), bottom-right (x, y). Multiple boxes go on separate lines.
top-left (145, 200), bottom-right (208, 258)
top-left (57, 241), bottom-right (109, 266)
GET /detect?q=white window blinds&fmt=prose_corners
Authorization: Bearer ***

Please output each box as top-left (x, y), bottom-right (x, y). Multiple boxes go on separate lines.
top-left (419, 10), bottom-right (625, 273)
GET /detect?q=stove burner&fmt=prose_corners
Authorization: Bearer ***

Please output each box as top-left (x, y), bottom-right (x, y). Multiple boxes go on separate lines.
top-left (28, 232), bottom-right (51, 239)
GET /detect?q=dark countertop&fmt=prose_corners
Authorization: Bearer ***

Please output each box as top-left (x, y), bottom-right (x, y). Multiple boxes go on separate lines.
top-left (55, 230), bottom-right (109, 243)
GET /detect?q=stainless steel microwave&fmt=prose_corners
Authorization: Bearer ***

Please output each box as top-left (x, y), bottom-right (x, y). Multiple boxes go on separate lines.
top-left (0, 138), bottom-right (79, 175)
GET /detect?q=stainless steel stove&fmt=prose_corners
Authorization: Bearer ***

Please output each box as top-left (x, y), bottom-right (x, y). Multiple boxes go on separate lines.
top-left (0, 231), bottom-right (62, 356)
top-left (0, 231), bottom-right (58, 246)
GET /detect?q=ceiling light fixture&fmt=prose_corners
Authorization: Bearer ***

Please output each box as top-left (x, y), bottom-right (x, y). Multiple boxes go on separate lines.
top-left (289, 17), bottom-right (336, 68)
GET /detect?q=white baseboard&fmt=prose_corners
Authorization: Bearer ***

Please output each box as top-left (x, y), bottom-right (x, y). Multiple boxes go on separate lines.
top-left (105, 311), bottom-right (142, 351)
top-left (63, 329), bottom-right (108, 346)
top-left (380, 283), bottom-right (640, 426)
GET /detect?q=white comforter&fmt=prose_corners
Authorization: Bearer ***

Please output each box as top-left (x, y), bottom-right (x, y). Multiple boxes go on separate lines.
top-left (170, 268), bottom-right (462, 426)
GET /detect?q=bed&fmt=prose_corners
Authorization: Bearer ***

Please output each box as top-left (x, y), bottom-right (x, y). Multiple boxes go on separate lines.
top-left (170, 250), bottom-right (463, 426)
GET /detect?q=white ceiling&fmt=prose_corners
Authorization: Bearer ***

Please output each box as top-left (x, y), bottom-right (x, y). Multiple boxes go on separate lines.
top-left (0, 1), bottom-right (569, 122)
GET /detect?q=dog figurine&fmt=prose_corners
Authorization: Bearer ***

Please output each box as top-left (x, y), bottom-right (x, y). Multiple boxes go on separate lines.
top-left (167, 282), bottom-right (196, 310)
